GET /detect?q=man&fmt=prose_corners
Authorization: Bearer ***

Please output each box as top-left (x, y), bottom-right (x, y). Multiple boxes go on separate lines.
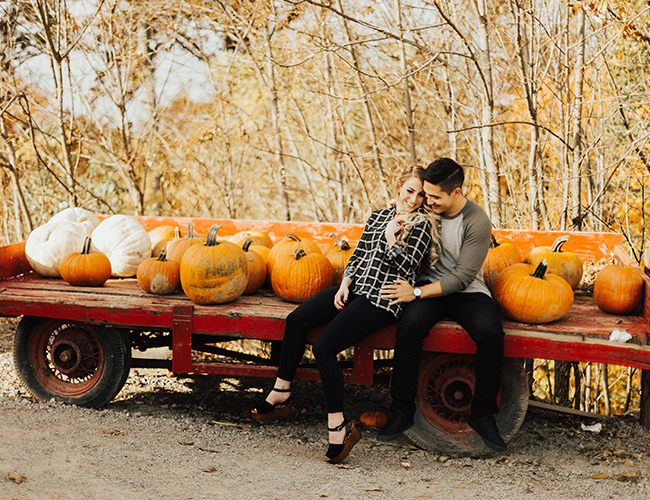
top-left (378, 157), bottom-right (506, 452)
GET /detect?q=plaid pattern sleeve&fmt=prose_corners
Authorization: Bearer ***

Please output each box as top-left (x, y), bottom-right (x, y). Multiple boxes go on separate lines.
top-left (343, 207), bottom-right (432, 318)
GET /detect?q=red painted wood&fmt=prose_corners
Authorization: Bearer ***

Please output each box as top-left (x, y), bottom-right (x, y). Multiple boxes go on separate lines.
top-left (172, 305), bottom-right (193, 373)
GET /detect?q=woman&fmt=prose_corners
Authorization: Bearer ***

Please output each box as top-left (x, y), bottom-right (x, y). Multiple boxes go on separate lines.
top-left (251, 165), bottom-right (440, 464)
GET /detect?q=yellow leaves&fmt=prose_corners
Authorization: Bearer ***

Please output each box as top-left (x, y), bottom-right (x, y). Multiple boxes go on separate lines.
top-left (5, 473), bottom-right (26, 484)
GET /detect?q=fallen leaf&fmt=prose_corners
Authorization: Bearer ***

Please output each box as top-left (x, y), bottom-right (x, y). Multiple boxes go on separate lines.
top-left (612, 473), bottom-right (640, 483)
top-left (363, 488), bottom-right (383, 492)
top-left (198, 447), bottom-right (219, 453)
top-left (6, 474), bottom-right (26, 484)
top-left (589, 473), bottom-right (609, 480)
top-left (203, 466), bottom-right (218, 473)
top-left (103, 430), bottom-right (123, 436)
top-left (320, 494), bottom-right (330, 498)
top-left (624, 458), bottom-right (634, 467)
top-left (208, 420), bottom-right (250, 431)
top-left (525, 486), bottom-right (533, 493)
top-left (335, 464), bottom-right (356, 469)
top-left (178, 441), bottom-right (195, 446)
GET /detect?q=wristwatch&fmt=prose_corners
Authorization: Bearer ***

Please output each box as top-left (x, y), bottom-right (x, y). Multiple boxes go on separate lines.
top-left (413, 287), bottom-right (422, 301)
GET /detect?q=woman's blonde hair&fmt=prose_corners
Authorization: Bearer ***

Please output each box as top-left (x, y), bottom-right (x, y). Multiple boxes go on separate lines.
top-left (392, 165), bottom-right (441, 265)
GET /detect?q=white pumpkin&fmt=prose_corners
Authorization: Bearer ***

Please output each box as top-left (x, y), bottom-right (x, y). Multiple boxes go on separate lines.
top-left (49, 207), bottom-right (100, 235)
top-left (25, 221), bottom-right (90, 277)
top-left (92, 215), bottom-right (151, 277)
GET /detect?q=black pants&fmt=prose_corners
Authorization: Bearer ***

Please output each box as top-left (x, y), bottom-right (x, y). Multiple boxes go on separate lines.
top-left (277, 286), bottom-right (395, 413)
top-left (390, 292), bottom-right (505, 419)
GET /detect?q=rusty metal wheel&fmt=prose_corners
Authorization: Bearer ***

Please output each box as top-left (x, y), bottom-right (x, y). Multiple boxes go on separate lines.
top-left (404, 353), bottom-right (528, 456)
top-left (13, 317), bottom-right (131, 408)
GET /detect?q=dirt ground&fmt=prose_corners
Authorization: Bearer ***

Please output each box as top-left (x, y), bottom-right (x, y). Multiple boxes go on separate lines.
top-left (1, 317), bottom-right (650, 500)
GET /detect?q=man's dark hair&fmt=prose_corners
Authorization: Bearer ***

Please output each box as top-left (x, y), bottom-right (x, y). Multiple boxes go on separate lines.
top-left (422, 157), bottom-right (465, 194)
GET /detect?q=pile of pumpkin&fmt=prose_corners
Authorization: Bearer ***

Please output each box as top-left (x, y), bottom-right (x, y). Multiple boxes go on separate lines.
top-left (23, 208), bottom-right (356, 306)
top-left (484, 234), bottom-right (645, 324)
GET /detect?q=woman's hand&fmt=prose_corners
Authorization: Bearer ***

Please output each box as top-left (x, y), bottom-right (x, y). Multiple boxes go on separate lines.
top-left (385, 213), bottom-right (408, 246)
top-left (334, 278), bottom-right (352, 310)
top-left (379, 278), bottom-right (415, 305)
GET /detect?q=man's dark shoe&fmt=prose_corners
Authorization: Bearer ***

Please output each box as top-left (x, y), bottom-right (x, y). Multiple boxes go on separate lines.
top-left (377, 411), bottom-right (413, 442)
top-left (467, 415), bottom-right (507, 452)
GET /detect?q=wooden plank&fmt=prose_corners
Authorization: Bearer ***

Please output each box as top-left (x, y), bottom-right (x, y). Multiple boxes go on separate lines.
top-left (527, 400), bottom-right (606, 420)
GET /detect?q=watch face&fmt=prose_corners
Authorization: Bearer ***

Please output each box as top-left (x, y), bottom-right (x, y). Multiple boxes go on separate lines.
top-left (413, 287), bottom-right (422, 297)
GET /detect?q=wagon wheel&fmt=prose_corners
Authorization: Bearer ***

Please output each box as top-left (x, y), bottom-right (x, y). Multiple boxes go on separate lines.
top-left (13, 317), bottom-right (131, 408)
top-left (403, 353), bottom-right (528, 457)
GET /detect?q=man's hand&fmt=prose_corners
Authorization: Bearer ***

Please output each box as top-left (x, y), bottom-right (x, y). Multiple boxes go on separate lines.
top-left (379, 278), bottom-right (415, 305)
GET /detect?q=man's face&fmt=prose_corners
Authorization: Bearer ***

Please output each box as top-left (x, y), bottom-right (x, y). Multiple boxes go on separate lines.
top-left (423, 181), bottom-right (460, 215)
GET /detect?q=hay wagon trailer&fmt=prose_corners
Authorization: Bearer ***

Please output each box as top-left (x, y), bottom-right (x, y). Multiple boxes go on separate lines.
top-left (1, 216), bottom-right (649, 456)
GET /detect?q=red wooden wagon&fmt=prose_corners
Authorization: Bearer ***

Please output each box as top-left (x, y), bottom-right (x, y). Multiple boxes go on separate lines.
top-left (1, 217), bottom-right (649, 456)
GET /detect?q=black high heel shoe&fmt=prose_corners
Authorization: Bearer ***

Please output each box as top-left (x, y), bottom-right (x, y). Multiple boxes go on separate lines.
top-left (325, 419), bottom-right (361, 464)
top-left (251, 388), bottom-right (293, 422)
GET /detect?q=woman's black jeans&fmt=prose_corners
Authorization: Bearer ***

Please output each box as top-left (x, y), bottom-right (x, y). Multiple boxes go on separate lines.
top-left (277, 286), bottom-right (395, 413)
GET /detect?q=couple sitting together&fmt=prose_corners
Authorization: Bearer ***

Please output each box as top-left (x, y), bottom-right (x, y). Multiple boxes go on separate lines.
top-left (251, 158), bottom-right (506, 464)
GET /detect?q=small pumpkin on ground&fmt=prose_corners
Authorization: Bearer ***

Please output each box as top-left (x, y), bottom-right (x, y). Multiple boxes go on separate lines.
top-left (242, 238), bottom-right (267, 295)
top-left (180, 224), bottom-right (249, 305)
top-left (360, 411), bottom-right (387, 429)
top-left (137, 249), bottom-right (181, 295)
top-left (524, 235), bottom-right (583, 289)
top-left (324, 233), bottom-right (356, 286)
top-left (272, 249), bottom-right (334, 303)
top-left (483, 234), bottom-right (522, 292)
top-left (593, 256), bottom-right (644, 315)
top-left (166, 223), bottom-right (203, 263)
top-left (267, 233), bottom-right (322, 285)
top-left (60, 237), bottom-right (112, 286)
top-left (492, 260), bottom-right (574, 324)
top-left (229, 229), bottom-right (273, 249)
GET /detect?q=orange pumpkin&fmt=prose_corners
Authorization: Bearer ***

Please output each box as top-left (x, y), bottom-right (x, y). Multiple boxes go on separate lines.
top-left (242, 238), bottom-right (267, 295)
top-left (272, 249), bottom-right (334, 303)
top-left (267, 233), bottom-right (321, 285)
top-left (180, 224), bottom-right (249, 305)
top-left (492, 260), bottom-right (574, 324)
top-left (360, 411), bottom-right (387, 428)
top-left (137, 249), bottom-right (181, 295)
top-left (483, 235), bottom-right (522, 292)
top-left (324, 233), bottom-right (356, 286)
top-left (148, 225), bottom-right (182, 249)
top-left (229, 229), bottom-right (273, 249)
top-left (167, 223), bottom-right (204, 263)
top-left (524, 235), bottom-right (583, 289)
top-left (152, 226), bottom-right (182, 257)
top-left (60, 237), bottom-right (112, 287)
top-left (593, 257), bottom-right (645, 315)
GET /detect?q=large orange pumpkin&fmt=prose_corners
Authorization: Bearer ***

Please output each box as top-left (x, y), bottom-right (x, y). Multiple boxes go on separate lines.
top-left (593, 257), bottom-right (645, 315)
top-left (266, 233), bottom-right (321, 285)
top-left (324, 233), bottom-right (356, 286)
top-left (167, 223), bottom-right (204, 263)
top-left (242, 239), bottom-right (267, 295)
top-left (483, 235), bottom-right (522, 292)
top-left (492, 260), bottom-right (574, 324)
top-left (272, 249), bottom-right (334, 303)
top-left (137, 249), bottom-right (181, 295)
top-left (60, 237), bottom-right (112, 287)
top-left (524, 235), bottom-right (583, 289)
top-left (229, 229), bottom-right (273, 249)
top-left (180, 224), bottom-right (249, 305)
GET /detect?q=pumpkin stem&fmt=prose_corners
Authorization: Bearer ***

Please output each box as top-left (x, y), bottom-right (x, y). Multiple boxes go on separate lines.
top-left (243, 238), bottom-right (253, 252)
top-left (294, 248), bottom-right (307, 260)
top-left (81, 236), bottom-right (92, 255)
top-left (187, 223), bottom-right (197, 239)
top-left (330, 233), bottom-right (350, 251)
top-left (205, 224), bottom-right (222, 247)
top-left (174, 226), bottom-right (181, 239)
top-left (550, 235), bottom-right (570, 253)
top-left (531, 259), bottom-right (548, 279)
top-left (284, 233), bottom-right (301, 242)
top-left (158, 249), bottom-right (168, 261)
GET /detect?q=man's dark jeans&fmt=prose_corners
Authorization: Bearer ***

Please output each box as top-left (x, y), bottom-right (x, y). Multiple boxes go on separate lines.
top-left (390, 292), bottom-right (505, 419)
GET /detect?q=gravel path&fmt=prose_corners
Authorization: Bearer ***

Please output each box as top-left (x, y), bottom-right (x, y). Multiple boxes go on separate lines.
top-left (1, 318), bottom-right (650, 499)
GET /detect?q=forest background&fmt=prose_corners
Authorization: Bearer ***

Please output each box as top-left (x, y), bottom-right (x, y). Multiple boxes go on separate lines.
top-left (1, 1), bottom-right (650, 415)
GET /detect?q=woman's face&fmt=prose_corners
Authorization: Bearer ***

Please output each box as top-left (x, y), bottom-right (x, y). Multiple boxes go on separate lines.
top-left (396, 176), bottom-right (426, 214)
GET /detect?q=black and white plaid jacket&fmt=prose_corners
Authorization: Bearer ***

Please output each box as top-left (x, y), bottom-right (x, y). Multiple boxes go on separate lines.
top-left (343, 207), bottom-right (432, 318)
